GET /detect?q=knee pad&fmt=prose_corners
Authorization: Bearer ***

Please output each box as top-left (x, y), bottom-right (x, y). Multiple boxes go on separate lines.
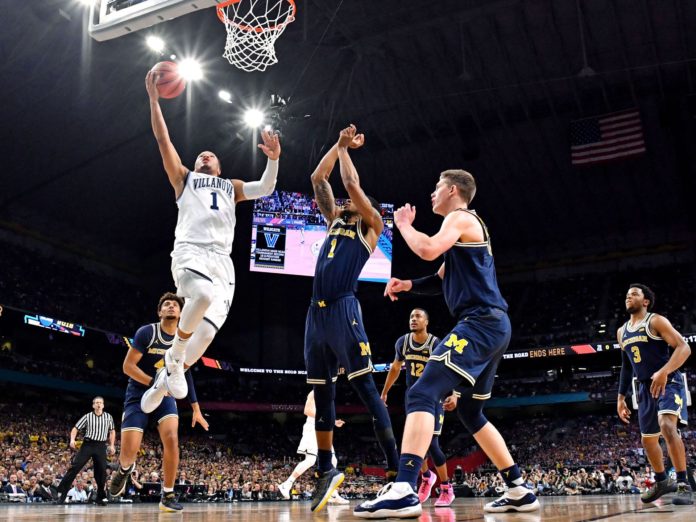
top-left (428, 436), bottom-right (447, 468)
top-left (184, 321), bottom-right (217, 366)
top-left (313, 384), bottom-right (336, 432)
top-left (457, 399), bottom-right (488, 434)
top-left (176, 269), bottom-right (215, 333)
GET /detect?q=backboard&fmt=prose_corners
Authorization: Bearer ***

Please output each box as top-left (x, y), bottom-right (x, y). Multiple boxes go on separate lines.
top-left (88, 0), bottom-right (222, 42)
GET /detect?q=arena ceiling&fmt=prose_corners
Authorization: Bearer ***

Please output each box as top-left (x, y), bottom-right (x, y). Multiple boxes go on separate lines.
top-left (2, 0), bottom-right (696, 274)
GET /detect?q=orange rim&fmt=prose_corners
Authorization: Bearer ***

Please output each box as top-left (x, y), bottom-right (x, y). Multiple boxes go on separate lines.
top-left (216, 0), bottom-right (296, 34)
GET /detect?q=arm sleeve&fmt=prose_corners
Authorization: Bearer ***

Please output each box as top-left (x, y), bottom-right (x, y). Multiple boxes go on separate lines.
top-left (186, 370), bottom-right (198, 404)
top-left (241, 159), bottom-right (278, 200)
top-left (409, 274), bottom-right (443, 296)
top-left (618, 349), bottom-right (633, 396)
top-left (394, 335), bottom-right (406, 361)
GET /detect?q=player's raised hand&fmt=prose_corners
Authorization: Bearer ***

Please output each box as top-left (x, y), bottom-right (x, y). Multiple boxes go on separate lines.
top-left (443, 394), bottom-right (458, 411)
top-left (145, 70), bottom-right (160, 101)
top-left (649, 369), bottom-right (668, 398)
top-left (349, 132), bottom-right (365, 149)
top-left (616, 398), bottom-right (631, 424)
top-left (258, 130), bottom-right (281, 160)
top-left (337, 124), bottom-right (357, 148)
top-left (334, 419), bottom-right (346, 428)
top-left (394, 204), bottom-right (416, 229)
top-left (384, 277), bottom-right (413, 301)
top-left (192, 409), bottom-right (210, 431)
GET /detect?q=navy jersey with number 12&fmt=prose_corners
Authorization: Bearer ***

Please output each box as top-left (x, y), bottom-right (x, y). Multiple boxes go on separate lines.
top-left (395, 333), bottom-right (441, 390)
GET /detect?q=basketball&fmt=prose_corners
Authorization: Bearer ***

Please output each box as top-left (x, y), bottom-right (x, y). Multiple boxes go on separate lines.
top-left (150, 61), bottom-right (186, 99)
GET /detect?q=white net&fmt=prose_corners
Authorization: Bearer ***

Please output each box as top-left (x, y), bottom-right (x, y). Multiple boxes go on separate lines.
top-left (217, 0), bottom-right (296, 72)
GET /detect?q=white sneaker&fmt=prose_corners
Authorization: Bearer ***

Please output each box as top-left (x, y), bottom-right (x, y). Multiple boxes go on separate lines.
top-left (329, 491), bottom-right (349, 505)
top-left (278, 482), bottom-right (291, 500)
top-left (484, 488), bottom-right (540, 513)
top-left (354, 482), bottom-right (421, 519)
top-left (163, 348), bottom-right (188, 399)
top-left (140, 367), bottom-right (168, 414)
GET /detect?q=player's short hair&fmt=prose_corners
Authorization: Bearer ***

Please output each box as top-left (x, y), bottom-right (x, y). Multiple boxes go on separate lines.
top-left (93, 396), bottom-right (104, 403)
top-left (629, 283), bottom-right (656, 311)
top-left (158, 292), bottom-right (185, 313)
top-left (412, 308), bottom-right (429, 320)
top-left (440, 169), bottom-right (476, 204)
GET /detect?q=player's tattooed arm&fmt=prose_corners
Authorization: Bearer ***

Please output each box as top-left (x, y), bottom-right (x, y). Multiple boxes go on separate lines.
top-left (313, 177), bottom-right (338, 222)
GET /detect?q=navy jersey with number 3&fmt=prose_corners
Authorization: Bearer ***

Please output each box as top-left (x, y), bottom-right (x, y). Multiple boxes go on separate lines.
top-left (312, 217), bottom-right (372, 300)
top-left (620, 313), bottom-right (674, 381)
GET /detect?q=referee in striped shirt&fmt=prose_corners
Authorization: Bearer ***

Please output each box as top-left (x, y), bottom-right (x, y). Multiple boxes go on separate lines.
top-left (57, 396), bottom-right (115, 504)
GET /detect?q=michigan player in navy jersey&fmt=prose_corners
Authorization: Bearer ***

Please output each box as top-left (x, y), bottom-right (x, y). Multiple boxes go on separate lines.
top-left (109, 293), bottom-right (209, 512)
top-left (306, 125), bottom-right (399, 512)
top-left (617, 284), bottom-right (692, 505)
top-left (141, 71), bottom-right (281, 411)
top-left (356, 170), bottom-right (539, 518)
top-left (381, 308), bottom-right (458, 506)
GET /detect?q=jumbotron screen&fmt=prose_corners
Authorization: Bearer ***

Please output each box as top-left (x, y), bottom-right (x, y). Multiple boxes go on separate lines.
top-left (250, 191), bottom-right (393, 283)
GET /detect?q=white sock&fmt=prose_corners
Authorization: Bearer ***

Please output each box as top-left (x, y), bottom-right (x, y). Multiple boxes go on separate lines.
top-left (507, 485), bottom-right (528, 498)
top-left (171, 335), bottom-right (190, 361)
top-left (162, 486), bottom-right (174, 493)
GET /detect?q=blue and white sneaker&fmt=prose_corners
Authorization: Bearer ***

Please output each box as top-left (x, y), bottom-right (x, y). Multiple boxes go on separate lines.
top-left (484, 488), bottom-right (540, 513)
top-left (354, 482), bottom-right (421, 519)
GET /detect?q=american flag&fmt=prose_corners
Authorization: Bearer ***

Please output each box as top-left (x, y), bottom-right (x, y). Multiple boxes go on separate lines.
top-left (570, 110), bottom-right (645, 166)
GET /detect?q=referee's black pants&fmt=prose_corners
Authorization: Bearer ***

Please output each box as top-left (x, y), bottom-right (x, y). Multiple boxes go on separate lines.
top-left (58, 440), bottom-right (108, 500)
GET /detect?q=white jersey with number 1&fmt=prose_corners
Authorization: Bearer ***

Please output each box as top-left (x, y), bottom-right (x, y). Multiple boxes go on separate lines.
top-left (174, 171), bottom-right (236, 255)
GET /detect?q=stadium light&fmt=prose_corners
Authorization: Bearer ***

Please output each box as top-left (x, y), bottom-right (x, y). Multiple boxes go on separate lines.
top-left (178, 58), bottom-right (203, 81)
top-left (244, 109), bottom-right (265, 128)
top-left (146, 35), bottom-right (166, 53)
top-left (77, 0), bottom-right (95, 5)
top-left (218, 90), bottom-right (232, 103)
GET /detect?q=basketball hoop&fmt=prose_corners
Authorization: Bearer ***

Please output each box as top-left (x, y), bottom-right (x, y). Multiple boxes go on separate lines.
top-left (217, 0), bottom-right (296, 72)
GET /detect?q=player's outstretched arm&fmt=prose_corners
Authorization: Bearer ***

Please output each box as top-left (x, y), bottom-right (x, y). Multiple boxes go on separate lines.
top-left (336, 125), bottom-right (382, 233)
top-left (381, 358), bottom-right (403, 405)
top-left (395, 205), bottom-right (479, 261)
top-left (146, 71), bottom-right (187, 198)
top-left (233, 130), bottom-right (281, 203)
top-left (648, 315), bottom-right (691, 398)
top-left (384, 264), bottom-right (445, 302)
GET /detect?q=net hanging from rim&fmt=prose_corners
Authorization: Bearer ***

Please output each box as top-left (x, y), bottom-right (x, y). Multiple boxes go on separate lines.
top-left (217, 0), bottom-right (296, 72)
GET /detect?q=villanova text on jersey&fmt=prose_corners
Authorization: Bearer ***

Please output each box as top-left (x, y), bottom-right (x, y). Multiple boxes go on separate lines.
top-left (174, 171), bottom-right (237, 255)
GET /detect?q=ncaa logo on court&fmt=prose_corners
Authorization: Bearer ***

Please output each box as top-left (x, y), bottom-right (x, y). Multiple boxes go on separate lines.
top-left (264, 233), bottom-right (280, 248)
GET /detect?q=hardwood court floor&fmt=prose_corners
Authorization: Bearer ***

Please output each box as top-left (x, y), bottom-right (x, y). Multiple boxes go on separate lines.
top-left (2, 495), bottom-right (694, 521)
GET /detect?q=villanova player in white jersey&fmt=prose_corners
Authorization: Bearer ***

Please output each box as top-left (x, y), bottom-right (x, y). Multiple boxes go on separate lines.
top-left (141, 70), bottom-right (281, 412)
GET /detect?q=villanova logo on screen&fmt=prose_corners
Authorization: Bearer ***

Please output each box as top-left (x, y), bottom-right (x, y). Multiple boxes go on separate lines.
top-left (264, 233), bottom-right (279, 248)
